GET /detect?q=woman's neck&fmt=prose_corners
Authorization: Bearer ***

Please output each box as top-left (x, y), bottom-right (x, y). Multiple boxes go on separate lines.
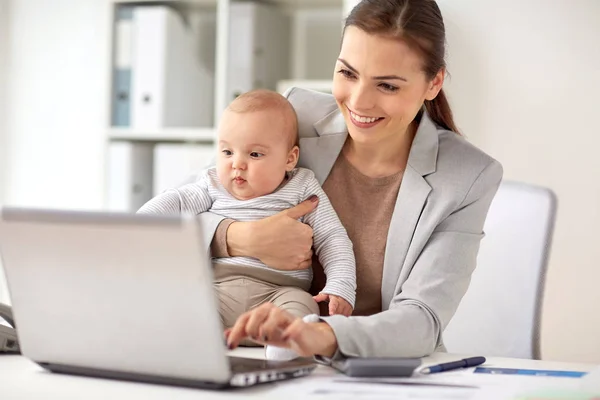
top-left (343, 123), bottom-right (417, 178)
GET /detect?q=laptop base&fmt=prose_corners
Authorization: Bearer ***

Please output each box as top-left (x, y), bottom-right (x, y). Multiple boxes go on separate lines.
top-left (38, 356), bottom-right (316, 389)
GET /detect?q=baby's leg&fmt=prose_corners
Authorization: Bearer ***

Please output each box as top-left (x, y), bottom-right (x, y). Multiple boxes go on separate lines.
top-left (215, 278), bottom-right (268, 348)
top-left (266, 287), bottom-right (319, 318)
top-left (213, 278), bottom-right (246, 329)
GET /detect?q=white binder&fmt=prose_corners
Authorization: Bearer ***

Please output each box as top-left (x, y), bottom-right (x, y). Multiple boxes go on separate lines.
top-left (112, 6), bottom-right (134, 127)
top-left (227, 2), bottom-right (289, 102)
top-left (107, 142), bottom-right (154, 212)
top-left (131, 6), bottom-right (216, 129)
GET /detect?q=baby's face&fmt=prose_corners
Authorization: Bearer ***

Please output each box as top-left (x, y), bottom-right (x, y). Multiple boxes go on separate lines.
top-left (216, 109), bottom-right (297, 201)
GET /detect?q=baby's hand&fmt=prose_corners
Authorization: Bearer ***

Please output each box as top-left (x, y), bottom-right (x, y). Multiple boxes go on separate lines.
top-left (313, 293), bottom-right (353, 316)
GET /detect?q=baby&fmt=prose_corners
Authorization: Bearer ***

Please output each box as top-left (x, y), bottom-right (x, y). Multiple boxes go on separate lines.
top-left (138, 90), bottom-right (356, 348)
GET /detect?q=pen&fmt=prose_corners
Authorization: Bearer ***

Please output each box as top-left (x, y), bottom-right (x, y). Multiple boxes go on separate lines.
top-left (420, 356), bottom-right (486, 374)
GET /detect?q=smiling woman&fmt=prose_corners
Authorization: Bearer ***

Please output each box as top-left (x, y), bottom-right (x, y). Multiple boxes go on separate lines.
top-left (203, 0), bottom-right (503, 360)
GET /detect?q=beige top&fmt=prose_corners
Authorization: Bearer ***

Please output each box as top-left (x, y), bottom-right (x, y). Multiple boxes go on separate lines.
top-left (212, 153), bottom-right (402, 316)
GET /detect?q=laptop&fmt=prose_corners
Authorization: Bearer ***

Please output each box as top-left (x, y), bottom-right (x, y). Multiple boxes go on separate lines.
top-left (0, 207), bottom-right (316, 389)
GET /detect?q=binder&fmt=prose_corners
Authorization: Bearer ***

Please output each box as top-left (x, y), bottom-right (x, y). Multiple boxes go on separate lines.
top-left (153, 143), bottom-right (215, 195)
top-left (227, 3), bottom-right (289, 102)
top-left (112, 6), bottom-right (134, 127)
top-left (131, 6), bottom-right (216, 129)
top-left (107, 142), bottom-right (154, 212)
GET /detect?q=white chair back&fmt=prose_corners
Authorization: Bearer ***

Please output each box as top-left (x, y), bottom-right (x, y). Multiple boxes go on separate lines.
top-left (443, 181), bottom-right (557, 359)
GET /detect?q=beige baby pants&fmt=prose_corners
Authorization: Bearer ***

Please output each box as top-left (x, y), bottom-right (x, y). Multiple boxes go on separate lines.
top-left (213, 263), bottom-right (319, 346)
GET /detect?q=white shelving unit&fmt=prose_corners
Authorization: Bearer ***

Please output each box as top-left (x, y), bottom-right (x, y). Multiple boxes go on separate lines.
top-left (106, 0), bottom-right (352, 211)
top-left (108, 127), bottom-right (216, 142)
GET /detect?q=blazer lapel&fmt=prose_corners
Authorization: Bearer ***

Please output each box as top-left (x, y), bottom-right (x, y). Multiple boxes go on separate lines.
top-left (381, 111), bottom-right (440, 307)
top-left (298, 109), bottom-right (348, 185)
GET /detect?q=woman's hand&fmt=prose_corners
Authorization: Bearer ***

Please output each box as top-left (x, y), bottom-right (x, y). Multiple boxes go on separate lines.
top-left (226, 196), bottom-right (319, 271)
top-left (225, 303), bottom-right (339, 358)
top-left (313, 293), bottom-right (353, 316)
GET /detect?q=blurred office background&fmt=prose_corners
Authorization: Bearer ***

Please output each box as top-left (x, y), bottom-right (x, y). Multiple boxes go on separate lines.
top-left (0, 0), bottom-right (599, 363)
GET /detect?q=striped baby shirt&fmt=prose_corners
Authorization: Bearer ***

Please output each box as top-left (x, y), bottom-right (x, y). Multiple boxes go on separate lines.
top-left (137, 167), bottom-right (356, 307)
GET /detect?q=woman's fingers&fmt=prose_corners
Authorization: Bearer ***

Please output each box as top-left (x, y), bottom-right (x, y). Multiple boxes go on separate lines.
top-left (228, 304), bottom-right (271, 348)
top-left (227, 313), bottom-right (251, 349)
top-left (258, 307), bottom-right (294, 342)
top-left (280, 196), bottom-right (319, 220)
top-left (281, 318), bottom-right (313, 357)
top-left (227, 303), bottom-right (296, 348)
top-left (245, 303), bottom-right (279, 340)
top-left (252, 212), bottom-right (314, 271)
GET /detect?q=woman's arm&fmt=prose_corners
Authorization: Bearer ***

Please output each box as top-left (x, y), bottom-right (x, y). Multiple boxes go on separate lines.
top-left (223, 197), bottom-right (319, 271)
top-left (199, 197), bottom-right (318, 262)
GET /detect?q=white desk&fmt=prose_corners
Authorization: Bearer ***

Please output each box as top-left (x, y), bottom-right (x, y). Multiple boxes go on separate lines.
top-left (0, 349), bottom-right (595, 399)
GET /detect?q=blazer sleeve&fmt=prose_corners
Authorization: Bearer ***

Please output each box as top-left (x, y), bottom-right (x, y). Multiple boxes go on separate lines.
top-left (320, 160), bottom-right (503, 358)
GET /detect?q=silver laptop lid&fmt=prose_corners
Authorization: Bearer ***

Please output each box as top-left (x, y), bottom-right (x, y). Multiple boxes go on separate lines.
top-left (0, 208), bottom-right (230, 384)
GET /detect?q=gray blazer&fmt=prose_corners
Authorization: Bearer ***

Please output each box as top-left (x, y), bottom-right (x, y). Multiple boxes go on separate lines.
top-left (198, 88), bottom-right (503, 358)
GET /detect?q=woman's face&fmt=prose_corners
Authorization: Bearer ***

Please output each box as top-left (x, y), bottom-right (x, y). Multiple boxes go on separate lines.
top-left (333, 27), bottom-right (443, 146)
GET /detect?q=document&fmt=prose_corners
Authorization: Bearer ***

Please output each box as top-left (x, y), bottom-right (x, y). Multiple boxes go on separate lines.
top-left (333, 368), bottom-right (585, 390)
top-left (309, 383), bottom-right (477, 400)
top-left (580, 365), bottom-right (600, 391)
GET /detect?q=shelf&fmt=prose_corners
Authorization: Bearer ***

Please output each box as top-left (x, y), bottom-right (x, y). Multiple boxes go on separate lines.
top-left (111, 0), bottom-right (343, 9)
top-left (253, 0), bottom-right (343, 8)
top-left (112, 0), bottom-right (216, 5)
top-left (277, 79), bottom-right (333, 94)
top-left (108, 127), bottom-right (216, 142)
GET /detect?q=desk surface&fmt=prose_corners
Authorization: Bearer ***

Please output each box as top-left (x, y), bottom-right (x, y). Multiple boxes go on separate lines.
top-left (0, 349), bottom-right (595, 399)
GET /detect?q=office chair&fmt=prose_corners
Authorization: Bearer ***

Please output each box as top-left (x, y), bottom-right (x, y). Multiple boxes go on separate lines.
top-left (443, 181), bottom-right (557, 359)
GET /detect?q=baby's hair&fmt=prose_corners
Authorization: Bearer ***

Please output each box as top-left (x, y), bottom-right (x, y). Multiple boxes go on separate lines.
top-left (227, 89), bottom-right (299, 148)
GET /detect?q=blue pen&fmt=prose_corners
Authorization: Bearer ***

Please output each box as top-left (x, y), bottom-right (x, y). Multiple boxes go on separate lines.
top-left (421, 356), bottom-right (486, 374)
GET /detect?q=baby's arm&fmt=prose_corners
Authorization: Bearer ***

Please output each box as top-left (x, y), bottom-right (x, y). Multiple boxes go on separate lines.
top-left (301, 172), bottom-right (356, 312)
top-left (137, 172), bottom-right (214, 215)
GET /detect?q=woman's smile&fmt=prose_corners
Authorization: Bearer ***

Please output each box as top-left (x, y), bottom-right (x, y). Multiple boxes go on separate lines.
top-left (347, 106), bottom-right (384, 129)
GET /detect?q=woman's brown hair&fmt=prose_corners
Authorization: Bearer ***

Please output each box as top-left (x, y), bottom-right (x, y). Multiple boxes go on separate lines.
top-left (344, 0), bottom-right (459, 134)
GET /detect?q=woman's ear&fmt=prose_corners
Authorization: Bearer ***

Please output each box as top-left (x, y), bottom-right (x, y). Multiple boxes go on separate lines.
top-left (424, 69), bottom-right (445, 101)
top-left (286, 146), bottom-right (300, 171)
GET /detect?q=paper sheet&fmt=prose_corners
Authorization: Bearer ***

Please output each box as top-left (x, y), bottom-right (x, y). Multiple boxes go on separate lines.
top-left (333, 369), bottom-right (583, 390)
top-left (309, 383), bottom-right (478, 400)
top-left (580, 365), bottom-right (600, 391)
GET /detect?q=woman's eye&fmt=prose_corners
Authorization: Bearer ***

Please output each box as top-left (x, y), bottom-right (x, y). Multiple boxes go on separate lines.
top-left (250, 152), bottom-right (264, 158)
top-left (222, 150), bottom-right (232, 156)
top-left (337, 68), bottom-right (355, 79)
top-left (379, 83), bottom-right (399, 93)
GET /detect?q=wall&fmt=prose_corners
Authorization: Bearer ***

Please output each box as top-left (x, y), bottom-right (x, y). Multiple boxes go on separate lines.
top-left (343, 0), bottom-right (360, 16)
top-left (0, 0), bottom-right (8, 207)
top-left (438, 0), bottom-right (600, 363)
top-left (0, 0), bottom-right (8, 304)
top-left (2, 0), bottom-right (109, 210)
